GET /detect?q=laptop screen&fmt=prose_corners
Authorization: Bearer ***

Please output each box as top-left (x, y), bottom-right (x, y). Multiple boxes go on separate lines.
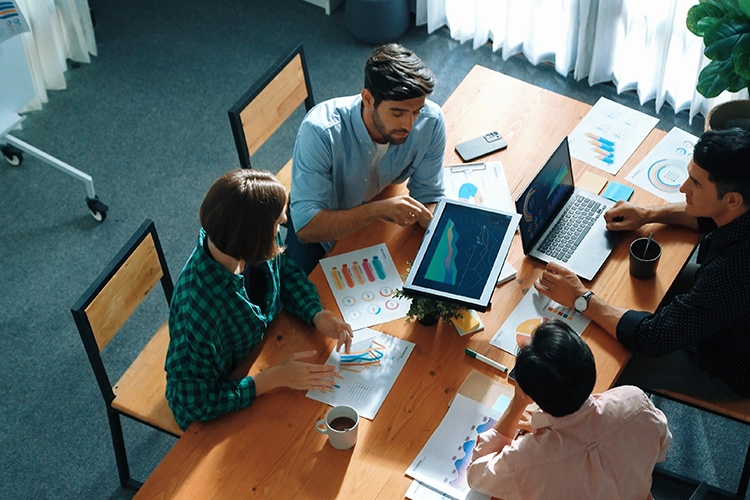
top-left (516, 137), bottom-right (575, 252)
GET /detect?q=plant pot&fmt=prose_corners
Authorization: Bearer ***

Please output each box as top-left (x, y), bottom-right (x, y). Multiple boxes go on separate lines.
top-left (417, 312), bottom-right (440, 326)
top-left (705, 99), bottom-right (750, 132)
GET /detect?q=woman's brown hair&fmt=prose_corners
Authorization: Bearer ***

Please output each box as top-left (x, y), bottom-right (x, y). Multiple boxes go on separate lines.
top-left (200, 169), bottom-right (287, 263)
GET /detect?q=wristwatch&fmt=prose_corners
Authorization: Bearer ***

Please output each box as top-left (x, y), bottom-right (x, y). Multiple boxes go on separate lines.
top-left (574, 291), bottom-right (594, 313)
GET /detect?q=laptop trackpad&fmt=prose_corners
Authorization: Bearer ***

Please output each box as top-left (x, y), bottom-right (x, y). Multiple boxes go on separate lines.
top-left (583, 229), bottom-right (616, 259)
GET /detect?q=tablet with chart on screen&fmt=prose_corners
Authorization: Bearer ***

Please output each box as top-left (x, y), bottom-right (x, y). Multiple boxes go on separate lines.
top-left (403, 198), bottom-right (520, 312)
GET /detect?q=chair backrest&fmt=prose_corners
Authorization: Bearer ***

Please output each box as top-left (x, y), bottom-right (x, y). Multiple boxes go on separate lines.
top-left (228, 42), bottom-right (315, 171)
top-left (71, 219), bottom-right (173, 405)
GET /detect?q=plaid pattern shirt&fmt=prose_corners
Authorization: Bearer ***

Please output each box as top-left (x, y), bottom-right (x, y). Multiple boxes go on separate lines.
top-left (165, 230), bottom-right (323, 430)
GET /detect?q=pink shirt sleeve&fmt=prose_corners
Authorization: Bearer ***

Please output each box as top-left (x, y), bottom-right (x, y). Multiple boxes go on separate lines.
top-left (467, 429), bottom-right (521, 498)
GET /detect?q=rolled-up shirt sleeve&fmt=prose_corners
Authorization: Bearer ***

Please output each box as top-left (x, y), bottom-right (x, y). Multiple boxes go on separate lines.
top-left (406, 106), bottom-right (446, 205)
top-left (290, 120), bottom-right (334, 232)
top-left (467, 429), bottom-right (522, 499)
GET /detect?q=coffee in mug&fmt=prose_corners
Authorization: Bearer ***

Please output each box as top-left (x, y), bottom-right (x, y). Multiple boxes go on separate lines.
top-left (329, 416), bottom-right (356, 432)
top-left (315, 405), bottom-right (359, 450)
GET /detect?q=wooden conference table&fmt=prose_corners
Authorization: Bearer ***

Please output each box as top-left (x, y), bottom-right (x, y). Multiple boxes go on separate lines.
top-left (135, 66), bottom-right (701, 499)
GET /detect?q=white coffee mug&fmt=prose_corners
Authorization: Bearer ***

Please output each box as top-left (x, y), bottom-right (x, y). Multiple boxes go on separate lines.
top-left (315, 405), bottom-right (359, 450)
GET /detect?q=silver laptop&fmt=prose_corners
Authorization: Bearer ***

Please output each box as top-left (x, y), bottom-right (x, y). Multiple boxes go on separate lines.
top-left (515, 137), bottom-right (618, 281)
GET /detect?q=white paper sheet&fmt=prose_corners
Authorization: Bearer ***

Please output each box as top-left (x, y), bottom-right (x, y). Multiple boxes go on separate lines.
top-left (568, 97), bottom-right (659, 175)
top-left (0, 2), bottom-right (30, 45)
top-left (405, 393), bottom-right (505, 500)
top-left (624, 127), bottom-right (698, 203)
top-left (306, 329), bottom-right (414, 419)
top-left (320, 243), bottom-right (408, 330)
top-left (490, 288), bottom-right (591, 355)
top-left (443, 161), bottom-right (514, 213)
top-left (406, 480), bottom-right (489, 500)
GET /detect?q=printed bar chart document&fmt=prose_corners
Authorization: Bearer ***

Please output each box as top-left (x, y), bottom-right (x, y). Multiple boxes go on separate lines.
top-left (568, 97), bottom-right (658, 175)
top-left (320, 243), bottom-right (408, 330)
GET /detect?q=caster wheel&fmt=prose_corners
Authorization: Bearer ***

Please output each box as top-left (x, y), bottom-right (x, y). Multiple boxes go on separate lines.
top-left (86, 196), bottom-right (109, 223)
top-left (1, 145), bottom-right (23, 166)
top-left (90, 209), bottom-right (107, 222)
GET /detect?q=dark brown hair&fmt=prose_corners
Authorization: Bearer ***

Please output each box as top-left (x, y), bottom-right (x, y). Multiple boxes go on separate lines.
top-left (200, 169), bottom-right (286, 263)
top-left (693, 128), bottom-right (750, 207)
top-left (364, 43), bottom-right (435, 106)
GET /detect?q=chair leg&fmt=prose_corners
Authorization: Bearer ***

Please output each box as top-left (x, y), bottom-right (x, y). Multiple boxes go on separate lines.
top-left (689, 482), bottom-right (710, 500)
top-left (736, 441), bottom-right (750, 500)
top-left (107, 408), bottom-right (139, 490)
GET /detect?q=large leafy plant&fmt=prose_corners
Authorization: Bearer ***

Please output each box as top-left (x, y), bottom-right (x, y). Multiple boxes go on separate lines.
top-left (687, 0), bottom-right (750, 97)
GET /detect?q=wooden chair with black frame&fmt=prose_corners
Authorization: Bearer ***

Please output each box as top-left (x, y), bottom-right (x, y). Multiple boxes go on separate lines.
top-left (71, 219), bottom-right (183, 490)
top-left (227, 41), bottom-right (315, 193)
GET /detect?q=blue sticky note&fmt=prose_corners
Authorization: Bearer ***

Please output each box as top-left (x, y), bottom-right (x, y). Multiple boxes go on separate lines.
top-left (602, 181), bottom-right (634, 202)
top-left (492, 394), bottom-right (512, 413)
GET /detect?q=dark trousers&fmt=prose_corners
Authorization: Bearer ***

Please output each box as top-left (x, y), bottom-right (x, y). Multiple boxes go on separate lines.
top-left (284, 211), bottom-right (327, 276)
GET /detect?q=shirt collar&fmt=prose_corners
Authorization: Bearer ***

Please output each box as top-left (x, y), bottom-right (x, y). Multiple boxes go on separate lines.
top-left (530, 395), bottom-right (595, 430)
top-left (702, 209), bottom-right (750, 254)
top-left (351, 94), bottom-right (375, 146)
top-left (197, 229), bottom-right (244, 288)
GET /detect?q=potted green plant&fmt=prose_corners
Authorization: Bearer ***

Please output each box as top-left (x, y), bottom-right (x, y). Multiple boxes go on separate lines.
top-left (392, 288), bottom-right (464, 326)
top-left (687, 0), bottom-right (750, 130)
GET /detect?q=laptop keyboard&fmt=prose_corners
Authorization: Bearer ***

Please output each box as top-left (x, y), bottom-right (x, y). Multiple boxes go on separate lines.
top-left (538, 195), bottom-right (605, 262)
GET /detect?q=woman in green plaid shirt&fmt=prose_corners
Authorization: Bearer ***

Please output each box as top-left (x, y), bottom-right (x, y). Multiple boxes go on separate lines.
top-left (165, 169), bottom-right (354, 431)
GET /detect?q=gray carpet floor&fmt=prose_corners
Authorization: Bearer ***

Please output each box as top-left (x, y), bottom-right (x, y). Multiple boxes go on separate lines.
top-left (0, 0), bottom-right (747, 498)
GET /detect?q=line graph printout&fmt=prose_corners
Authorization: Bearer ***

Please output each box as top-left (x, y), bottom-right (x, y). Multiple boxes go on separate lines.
top-left (406, 394), bottom-right (506, 500)
top-left (306, 329), bottom-right (415, 419)
top-left (490, 288), bottom-right (591, 355)
top-left (320, 243), bottom-right (408, 330)
top-left (568, 97), bottom-right (658, 175)
top-left (625, 127), bottom-right (698, 203)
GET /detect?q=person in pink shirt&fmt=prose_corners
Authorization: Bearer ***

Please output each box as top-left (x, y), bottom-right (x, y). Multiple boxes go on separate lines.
top-left (467, 320), bottom-right (671, 500)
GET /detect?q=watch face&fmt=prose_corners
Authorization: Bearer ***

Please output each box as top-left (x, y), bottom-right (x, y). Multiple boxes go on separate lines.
top-left (575, 296), bottom-right (587, 312)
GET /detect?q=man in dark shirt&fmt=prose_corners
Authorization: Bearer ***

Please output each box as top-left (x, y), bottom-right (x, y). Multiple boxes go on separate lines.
top-left (534, 128), bottom-right (750, 400)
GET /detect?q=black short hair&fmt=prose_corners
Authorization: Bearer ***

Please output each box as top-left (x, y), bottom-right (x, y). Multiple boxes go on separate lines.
top-left (364, 43), bottom-right (435, 106)
top-left (693, 128), bottom-right (750, 207)
top-left (199, 169), bottom-right (286, 264)
top-left (514, 320), bottom-right (596, 417)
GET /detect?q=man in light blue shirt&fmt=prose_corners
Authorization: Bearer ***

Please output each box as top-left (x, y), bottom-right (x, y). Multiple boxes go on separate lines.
top-left (286, 44), bottom-right (446, 274)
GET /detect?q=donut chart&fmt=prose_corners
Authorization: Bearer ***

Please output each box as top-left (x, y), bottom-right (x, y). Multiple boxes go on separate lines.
top-left (647, 158), bottom-right (687, 193)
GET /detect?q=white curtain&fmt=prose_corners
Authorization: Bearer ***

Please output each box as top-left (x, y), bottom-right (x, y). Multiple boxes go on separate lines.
top-left (417, 0), bottom-right (748, 124)
top-left (14, 0), bottom-right (96, 111)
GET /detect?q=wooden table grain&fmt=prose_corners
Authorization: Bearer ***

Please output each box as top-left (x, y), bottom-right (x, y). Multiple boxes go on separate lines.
top-left (134, 65), bottom-right (700, 499)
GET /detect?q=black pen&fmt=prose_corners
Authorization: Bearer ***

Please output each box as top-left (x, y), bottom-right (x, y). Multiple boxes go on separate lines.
top-left (465, 348), bottom-right (509, 373)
